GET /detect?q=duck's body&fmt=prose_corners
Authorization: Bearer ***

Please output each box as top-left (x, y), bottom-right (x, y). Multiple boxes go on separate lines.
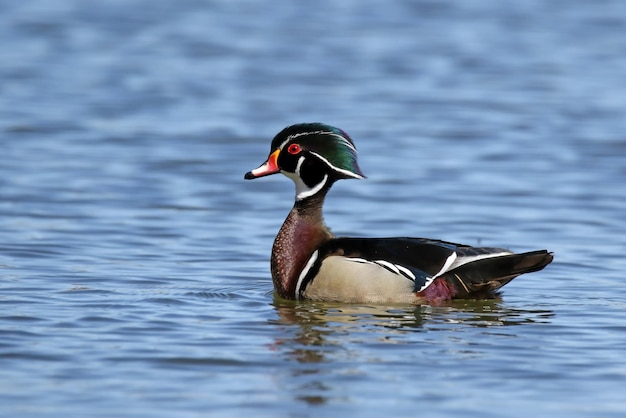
top-left (245, 123), bottom-right (553, 304)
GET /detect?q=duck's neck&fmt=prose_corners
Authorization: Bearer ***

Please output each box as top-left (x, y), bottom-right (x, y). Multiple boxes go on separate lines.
top-left (271, 190), bottom-right (333, 299)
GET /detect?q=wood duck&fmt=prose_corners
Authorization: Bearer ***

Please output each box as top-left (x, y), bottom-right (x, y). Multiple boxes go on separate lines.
top-left (245, 123), bottom-right (553, 304)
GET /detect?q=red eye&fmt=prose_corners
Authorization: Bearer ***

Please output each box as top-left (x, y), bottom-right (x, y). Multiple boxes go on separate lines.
top-left (287, 143), bottom-right (301, 155)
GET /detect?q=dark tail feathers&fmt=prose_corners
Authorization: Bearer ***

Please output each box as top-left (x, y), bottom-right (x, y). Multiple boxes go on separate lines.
top-left (444, 250), bottom-right (554, 298)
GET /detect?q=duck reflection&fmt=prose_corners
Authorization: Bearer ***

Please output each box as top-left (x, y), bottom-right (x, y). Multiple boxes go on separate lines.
top-left (269, 296), bottom-right (554, 405)
top-left (272, 296), bottom-right (554, 338)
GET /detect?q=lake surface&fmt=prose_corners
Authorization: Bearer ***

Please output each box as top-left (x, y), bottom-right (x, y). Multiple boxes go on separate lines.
top-left (1, 1), bottom-right (626, 416)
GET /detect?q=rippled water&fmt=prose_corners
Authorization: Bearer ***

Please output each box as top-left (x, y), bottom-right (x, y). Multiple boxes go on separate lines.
top-left (2, 1), bottom-right (626, 416)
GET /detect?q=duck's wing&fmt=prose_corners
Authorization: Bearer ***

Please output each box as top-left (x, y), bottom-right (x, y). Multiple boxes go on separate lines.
top-left (296, 237), bottom-right (551, 302)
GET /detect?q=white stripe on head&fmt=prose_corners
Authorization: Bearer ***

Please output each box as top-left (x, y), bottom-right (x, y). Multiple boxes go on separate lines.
top-left (278, 130), bottom-right (320, 151)
top-left (309, 151), bottom-right (364, 179)
top-left (324, 132), bottom-right (358, 153)
top-left (280, 130), bottom-right (358, 153)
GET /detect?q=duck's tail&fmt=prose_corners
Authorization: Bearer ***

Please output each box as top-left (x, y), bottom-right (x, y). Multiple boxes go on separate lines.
top-left (417, 250), bottom-right (554, 302)
top-left (443, 250), bottom-right (553, 298)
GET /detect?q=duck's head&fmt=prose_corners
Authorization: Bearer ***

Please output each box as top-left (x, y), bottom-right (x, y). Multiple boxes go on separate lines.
top-left (245, 123), bottom-right (365, 201)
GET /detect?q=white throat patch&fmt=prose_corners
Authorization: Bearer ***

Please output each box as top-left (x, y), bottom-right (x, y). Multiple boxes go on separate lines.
top-left (281, 155), bottom-right (329, 201)
top-left (283, 170), bottom-right (328, 201)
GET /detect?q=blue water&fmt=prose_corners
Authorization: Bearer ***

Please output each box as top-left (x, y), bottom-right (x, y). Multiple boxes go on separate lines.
top-left (2, 1), bottom-right (626, 416)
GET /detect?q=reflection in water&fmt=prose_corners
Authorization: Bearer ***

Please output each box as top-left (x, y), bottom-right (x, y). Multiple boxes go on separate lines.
top-left (269, 296), bottom-right (554, 405)
top-left (272, 297), bottom-right (555, 336)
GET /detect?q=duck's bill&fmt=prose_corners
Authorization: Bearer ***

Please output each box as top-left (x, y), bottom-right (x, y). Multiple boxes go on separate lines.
top-left (244, 149), bottom-right (280, 179)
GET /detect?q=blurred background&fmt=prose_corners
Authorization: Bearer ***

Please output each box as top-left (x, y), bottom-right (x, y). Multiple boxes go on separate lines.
top-left (1, 1), bottom-right (625, 417)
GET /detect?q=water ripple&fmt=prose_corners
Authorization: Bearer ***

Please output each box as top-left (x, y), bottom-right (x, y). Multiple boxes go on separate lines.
top-left (1, 0), bottom-right (626, 417)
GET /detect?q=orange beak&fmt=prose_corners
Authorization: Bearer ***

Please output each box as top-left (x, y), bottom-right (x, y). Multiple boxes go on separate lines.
top-left (244, 149), bottom-right (281, 179)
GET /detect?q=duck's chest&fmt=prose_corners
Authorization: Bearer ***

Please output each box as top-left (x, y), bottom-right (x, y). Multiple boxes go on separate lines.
top-left (270, 212), bottom-right (331, 298)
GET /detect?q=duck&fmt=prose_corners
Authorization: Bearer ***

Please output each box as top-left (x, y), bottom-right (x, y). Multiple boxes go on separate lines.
top-left (245, 123), bottom-right (553, 304)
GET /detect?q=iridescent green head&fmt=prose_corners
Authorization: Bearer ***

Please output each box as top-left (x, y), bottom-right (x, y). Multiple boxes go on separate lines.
top-left (245, 123), bottom-right (366, 200)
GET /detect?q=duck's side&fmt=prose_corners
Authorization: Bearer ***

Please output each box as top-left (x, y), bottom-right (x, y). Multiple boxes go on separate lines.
top-left (273, 214), bottom-right (553, 304)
